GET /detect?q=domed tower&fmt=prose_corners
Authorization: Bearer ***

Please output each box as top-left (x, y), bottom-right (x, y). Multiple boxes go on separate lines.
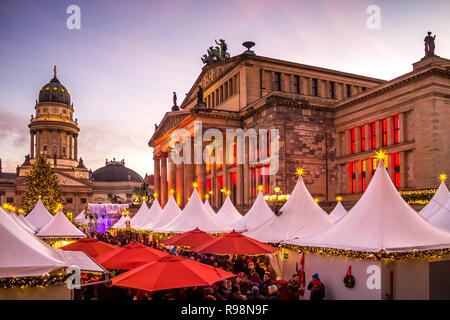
top-left (28, 66), bottom-right (80, 169)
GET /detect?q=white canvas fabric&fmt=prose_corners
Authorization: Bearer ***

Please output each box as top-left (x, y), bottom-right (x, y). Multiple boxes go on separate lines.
top-left (419, 181), bottom-right (450, 219)
top-left (204, 199), bottom-right (216, 216)
top-left (60, 250), bottom-right (107, 273)
top-left (18, 213), bottom-right (39, 233)
top-left (112, 215), bottom-right (131, 229)
top-left (133, 199), bottom-right (163, 229)
top-left (141, 195), bottom-right (181, 230)
top-left (156, 189), bottom-right (232, 233)
top-left (130, 202), bottom-right (150, 227)
top-left (231, 191), bottom-right (275, 232)
top-left (73, 210), bottom-right (86, 224)
top-left (215, 196), bottom-right (243, 226)
top-left (36, 211), bottom-right (86, 238)
top-left (288, 162), bottom-right (450, 252)
top-left (244, 177), bottom-right (334, 243)
top-left (0, 207), bottom-right (67, 278)
top-left (427, 197), bottom-right (450, 232)
top-left (25, 199), bottom-right (54, 230)
top-left (329, 201), bottom-right (348, 220)
top-left (8, 212), bottom-right (37, 234)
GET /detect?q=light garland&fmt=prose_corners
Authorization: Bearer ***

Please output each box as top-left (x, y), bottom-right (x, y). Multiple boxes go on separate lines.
top-left (398, 188), bottom-right (437, 205)
top-left (0, 274), bottom-right (68, 289)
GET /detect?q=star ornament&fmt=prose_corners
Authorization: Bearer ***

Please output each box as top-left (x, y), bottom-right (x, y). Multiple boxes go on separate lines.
top-left (336, 196), bottom-right (343, 201)
top-left (257, 185), bottom-right (264, 192)
top-left (295, 167), bottom-right (304, 178)
top-left (191, 181), bottom-right (199, 189)
top-left (375, 149), bottom-right (388, 164)
top-left (439, 173), bottom-right (448, 182)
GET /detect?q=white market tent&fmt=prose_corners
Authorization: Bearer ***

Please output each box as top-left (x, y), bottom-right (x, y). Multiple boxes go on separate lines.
top-left (73, 210), bottom-right (87, 224)
top-left (36, 211), bottom-right (86, 238)
top-left (215, 196), bottom-right (243, 226)
top-left (289, 162), bottom-right (450, 252)
top-left (155, 189), bottom-right (232, 233)
top-left (244, 177), bottom-right (335, 243)
top-left (204, 199), bottom-right (216, 216)
top-left (0, 207), bottom-right (68, 278)
top-left (419, 181), bottom-right (450, 219)
top-left (231, 191), bottom-right (275, 232)
top-left (141, 195), bottom-right (181, 230)
top-left (427, 197), bottom-right (450, 232)
top-left (9, 211), bottom-right (37, 234)
top-left (25, 199), bottom-right (54, 230)
top-left (133, 199), bottom-right (162, 229)
top-left (18, 213), bottom-right (39, 233)
top-left (130, 202), bottom-right (150, 228)
top-left (329, 201), bottom-right (348, 220)
top-left (111, 215), bottom-right (131, 229)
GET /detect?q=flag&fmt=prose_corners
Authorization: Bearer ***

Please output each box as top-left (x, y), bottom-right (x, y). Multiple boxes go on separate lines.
top-left (298, 253), bottom-right (306, 298)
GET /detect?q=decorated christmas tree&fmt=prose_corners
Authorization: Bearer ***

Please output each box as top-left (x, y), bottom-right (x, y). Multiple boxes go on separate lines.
top-left (21, 154), bottom-right (62, 214)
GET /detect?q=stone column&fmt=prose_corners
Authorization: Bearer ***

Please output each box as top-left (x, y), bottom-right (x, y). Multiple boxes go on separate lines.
top-left (387, 117), bottom-right (393, 146)
top-left (365, 124), bottom-right (370, 151)
top-left (167, 153), bottom-right (176, 198)
top-left (154, 156), bottom-right (160, 202)
top-left (74, 134), bottom-right (78, 160)
top-left (69, 134), bottom-right (73, 159)
top-left (160, 154), bottom-right (168, 207)
top-left (398, 112), bottom-right (405, 143)
top-left (176, 161), bottom-right (184, 207)
top-left (376, 120), bottom-right (381, 149)
top-left (184, 137), bottom-right (194, 204)
top-left (400, 151), bottom-right (407, 188)
top-left (36, 131), bottom-right (41, 155)
top-left (30, 131), bottom-right (35, 158)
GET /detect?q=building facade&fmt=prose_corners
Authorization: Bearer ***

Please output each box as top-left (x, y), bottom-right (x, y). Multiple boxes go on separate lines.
top-left (149, 40), bottom-right (450, 212)
top-left (0, 68), bottom-right (145, 215)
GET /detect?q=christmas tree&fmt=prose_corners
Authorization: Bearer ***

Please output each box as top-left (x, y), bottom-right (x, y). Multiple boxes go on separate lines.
top-left (22, 154), bottom-right (62, 213)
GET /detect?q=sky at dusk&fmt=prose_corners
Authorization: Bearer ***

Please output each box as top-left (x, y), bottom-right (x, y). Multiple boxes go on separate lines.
top-left (1, 0), bottom-right (449, 177)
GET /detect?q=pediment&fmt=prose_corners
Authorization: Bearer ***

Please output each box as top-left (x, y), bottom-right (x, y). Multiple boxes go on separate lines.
top-left (149, 111), bottom-right (191, 146)
top-left (55, 172), bottom-right (91, 187)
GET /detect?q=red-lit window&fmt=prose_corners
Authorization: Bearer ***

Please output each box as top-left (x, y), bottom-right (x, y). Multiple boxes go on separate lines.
top-left (381, 119), bottom-right (387, 147)
top-left (217, 175), bottom-right (223, 203)
top-left (392, 152), bottom-right (400, 188)
top-left (251, 165), bottom-right (270, 197)
top-left (261, 164), bottom-right (270, 194)
top-left (206, 178), bottom-right (212, 193)
top-left (349, 161), bottom-right (356, 193)
top-left (267, 130), bottom-right (271, 157)
top-left (359, 160), bottom-right (367, 191)
top-left (349, 128), bottom-right (356, 154)
top-left (359, 126), bottom-right (366, 152)
top-left (229, 172), bottom-right (237, 201)
top-left (392, 115), bottom-right (399, 144)
top-left (369, 122), bottom-right (376, 149)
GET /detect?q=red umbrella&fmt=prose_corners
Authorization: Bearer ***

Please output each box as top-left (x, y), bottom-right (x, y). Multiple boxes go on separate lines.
top-left (95, 242), bottom-right (168, 270)
top-left (160, 227), bottom-right (215, 248)
top-left (111, 254), bottom-right (235, 292)
top-left (192, 231), bottom-right (278, 255)
top-left (60, 238), bottom-right (118, 258)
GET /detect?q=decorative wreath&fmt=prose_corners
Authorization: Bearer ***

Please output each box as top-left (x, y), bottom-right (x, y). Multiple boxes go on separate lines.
top-left (343, 274), bottom-right (355, 288)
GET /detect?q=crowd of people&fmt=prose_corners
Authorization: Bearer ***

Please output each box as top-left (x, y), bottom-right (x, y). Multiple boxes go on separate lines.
top-left (75, 232), bottom-right (325, 301)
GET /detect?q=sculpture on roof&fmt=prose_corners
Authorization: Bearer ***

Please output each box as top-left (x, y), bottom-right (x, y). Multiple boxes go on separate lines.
top-left (424, 32), bottom-right (436, 57)
top-left (201, 39), bottom-right (231, 64)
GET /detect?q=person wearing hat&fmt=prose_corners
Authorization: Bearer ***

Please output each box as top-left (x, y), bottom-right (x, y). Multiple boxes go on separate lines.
top-left (307, 273), bottom-right (325, 300)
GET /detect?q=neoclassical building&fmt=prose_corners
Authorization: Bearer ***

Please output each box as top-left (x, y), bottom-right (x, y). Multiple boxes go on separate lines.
top-left (0, 68), bottom-right (145, 215)
top-left (149, 37), bottom-right (450, 212)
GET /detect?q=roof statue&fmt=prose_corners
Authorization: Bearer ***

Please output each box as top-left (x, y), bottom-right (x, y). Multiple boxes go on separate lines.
top-left (424, 32), bottom-right (436, 57)
top-left (201, 39), bottom-right (231, 64)
top-left (171, 92), bottom-right (180, 111)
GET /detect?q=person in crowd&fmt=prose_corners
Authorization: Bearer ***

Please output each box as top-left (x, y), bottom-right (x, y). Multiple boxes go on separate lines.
top-left (247, 286), bottom-right (266, 301)
top-left (255, 261), bottom-right (266, 280)
top-left (249, 271), bottom-right (261, 286)
top-left (286, 274), bottom-right (300, 300)
top-left (230, 284), bottom-right (246, 300)
top-left (259, 272), bottom-right (274, 296)
top-left (307, 273), bottom-right (325, 300)
top-left (267, 284), bottom-right (280, 300)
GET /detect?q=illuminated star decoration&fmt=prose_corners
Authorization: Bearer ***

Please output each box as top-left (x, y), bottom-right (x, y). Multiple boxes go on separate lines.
top-left (336, 196), bottom-right (343, 201)
top-left (374, 148), bottom-right (388, 163)
top-left (295, 167), bottom-right (304, 178)
top-left (192, 181), bottom-right (199, 189)
top-left (257, 185), bottom-right (264, 192)
top-left (439, 173), bottom-right (448, 182)
top-left (153, 192), bottom-right (158, 198)
top-left (54, 202), bottom-right (63, 213)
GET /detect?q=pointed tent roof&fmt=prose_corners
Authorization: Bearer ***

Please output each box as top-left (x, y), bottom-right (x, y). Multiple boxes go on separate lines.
top-left (6, 211), bottom-right (36, 234)
top-left (419, 181), bottom-right (450, 219)
top-left (215, 196), bottom-right (242, 225)
top-left (134, 199), bottom-right (162, 229)
top-left (204, 199), bottom-right (216, 216)
top-left (156, 189), bottom-right (232, 233)
top-left (18, 213), bottom-right (39, 233)
top-left (73, 210), bottom-right (86, 224)
top-left (329, 201), bottom-right (348, 220)
top-left (427, 197), bottom-right (450, 232)
top-left (25, 199), bottom-right (54, 230)
top-left (142, 195), bottom-right (181, 230)
top-left (289, 162), bottom-right (450, 253)
top-left (231, 191), bottom-right (275, 232)
top-left (0, 208), bottom-right (67, 278)
top-left (244, 177), bottom-right (334, 243)
top-left (130, 202), bottom-right (150, 227)
top-left (36, 211), bottom-right (86, 238)
top-left (112, 215), bottom-right (131, 229)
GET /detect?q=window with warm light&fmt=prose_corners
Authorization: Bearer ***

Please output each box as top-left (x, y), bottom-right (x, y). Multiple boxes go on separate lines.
top-left (359, 125), bottom-right (366, 152)
top-left (217, 175), bottom-right (223, 204)
top-left (359, 160), bottom-right (367, 191)
top-left (349, 161), bottom-right (356, 193)
top-left (229, 172), bottom-right (237, 201)
top-left (370, 157), bottom-right (377, 177)
top-left (381, 119), bottom-right (388, 147)
top-left (349, 128), bottom-right (356, 154)
top-left (392, 114), bottom-right (399, 144)
top-left (369, 122), bottom-right (376, 149)
top-left (392, 152), bottom-right (400, 188)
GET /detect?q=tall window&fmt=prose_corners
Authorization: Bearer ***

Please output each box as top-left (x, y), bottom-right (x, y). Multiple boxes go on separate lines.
top-left (381, 119), bottom-right (388, 147)
top-left (359, 160), bottom-right (367, 192)
top-left (215, 89), bottom-right (219, 106)
top-left (369, 122), bottom-right (376, 149)
top-left (329, 81), bottom-right (335, 99)
top-left (224, 82), bottom-right (229, 100)
top-left (359, 125), bottom-right (366, 152)
top-left (229, 172), bottom-right (237, 202)
top-left (251, 167), bottom-right (258, 198)
top-left (349, 128), bottom-right (356, 154)
top-left (274, 72), bottom-right (281, 91)
top-left (294, 75), bottom-right (300, 94)
top-left (219, 86), bottom-right (223, 104)
top-left (217, 175), bottom-right (223, 204)
top-left (312, 78), bottom-right (318, 96)
top-left (349, 161), bottom-right (356, 193)
top-left (229, 78), bottom-right (234, 96)
top-left (392, 152), bottom-right (400, 188)
top-left (392, 114), bottom-right (399, 144)
top-left (370, 157), bottom-right (377, 177)
top-left (216, 148), bottom-right (223, 170)
top-left (346, 84), bottom-right (351, 98)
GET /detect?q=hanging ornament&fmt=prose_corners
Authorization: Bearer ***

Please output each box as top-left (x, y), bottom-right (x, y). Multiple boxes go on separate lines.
top-left (343, 265), bottom-right (355, 288)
